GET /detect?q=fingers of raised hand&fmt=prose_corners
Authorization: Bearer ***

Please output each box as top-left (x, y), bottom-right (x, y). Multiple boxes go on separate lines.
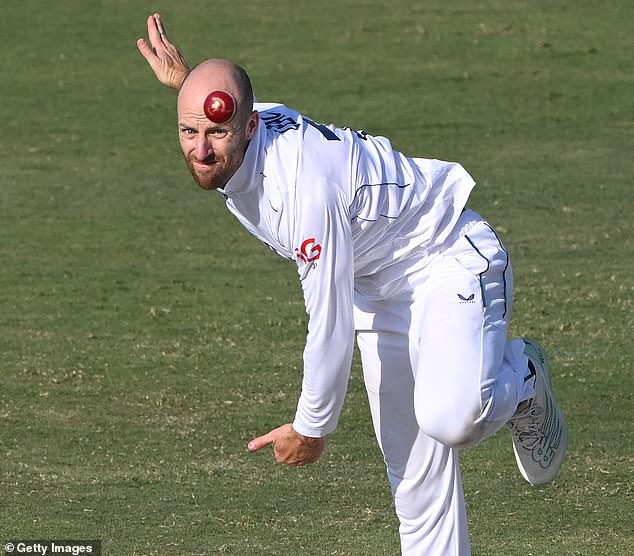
top-left (138, 13), bottom-right (189, 89)
top-left (147, 13), bottom-right (167, 46)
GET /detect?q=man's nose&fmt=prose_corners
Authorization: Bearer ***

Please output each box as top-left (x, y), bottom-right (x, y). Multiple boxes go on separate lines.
top-left (195, 135), bottom-right (213, 160)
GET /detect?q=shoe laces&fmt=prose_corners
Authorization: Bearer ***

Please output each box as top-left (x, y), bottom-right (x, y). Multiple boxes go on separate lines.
top-left (509, 399), bottom-right (545, 450)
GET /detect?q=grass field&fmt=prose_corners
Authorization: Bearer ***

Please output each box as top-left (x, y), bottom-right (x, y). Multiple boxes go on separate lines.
top-left (1, 0), bottom-right (632, 554)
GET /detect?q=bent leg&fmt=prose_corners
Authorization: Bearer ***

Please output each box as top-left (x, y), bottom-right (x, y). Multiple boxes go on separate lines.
top-left (413, 220), bottom-right (533, 448)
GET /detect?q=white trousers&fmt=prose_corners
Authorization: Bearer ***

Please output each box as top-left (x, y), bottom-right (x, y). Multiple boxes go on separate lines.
top-left (354, 210), bottom-right (533, 555)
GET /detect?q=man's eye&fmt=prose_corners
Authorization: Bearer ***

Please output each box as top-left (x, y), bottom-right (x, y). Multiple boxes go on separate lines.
top-left (180, 128), bottom-right (196, 136)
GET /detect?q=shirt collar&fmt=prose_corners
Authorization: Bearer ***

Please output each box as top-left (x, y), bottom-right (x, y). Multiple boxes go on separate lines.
top-left (218, 120), bottom-right (264, 196)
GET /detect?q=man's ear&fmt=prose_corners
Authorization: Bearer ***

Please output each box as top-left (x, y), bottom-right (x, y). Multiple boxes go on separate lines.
top-left (246, 110), bottom-right (259, 140)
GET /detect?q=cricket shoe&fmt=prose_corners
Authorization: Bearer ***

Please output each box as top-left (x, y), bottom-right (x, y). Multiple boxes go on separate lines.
top-left (507, 339), bottom-right (568, 485)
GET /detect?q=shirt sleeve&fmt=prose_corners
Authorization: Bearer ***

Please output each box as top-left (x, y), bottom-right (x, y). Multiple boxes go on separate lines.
top-left (291, 179), bottom-right (355, 438)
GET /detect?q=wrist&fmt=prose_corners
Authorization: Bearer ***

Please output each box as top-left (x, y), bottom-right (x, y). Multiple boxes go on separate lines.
top-left (292, 418), bottom-right (333, 439)
top-left (174, 68), bottom-right (189, 90)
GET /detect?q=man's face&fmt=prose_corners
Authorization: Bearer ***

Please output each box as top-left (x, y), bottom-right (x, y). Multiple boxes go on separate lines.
top-left (177, 108), bottom-right (258, 190)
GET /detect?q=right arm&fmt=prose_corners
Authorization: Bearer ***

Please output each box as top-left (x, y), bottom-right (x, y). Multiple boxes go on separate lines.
top-left (137, 13), bottom-right (189, 89)
top-left (292, 179), bottom-right (356, 439)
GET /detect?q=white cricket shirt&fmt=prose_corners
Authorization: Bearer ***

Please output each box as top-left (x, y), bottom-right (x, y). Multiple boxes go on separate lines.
top-left (218, 103), bottom-right (476, 438)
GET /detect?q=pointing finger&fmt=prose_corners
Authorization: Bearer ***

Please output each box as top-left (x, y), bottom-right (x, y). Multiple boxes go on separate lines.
top-left (247, 432), bottom-right (274, 452)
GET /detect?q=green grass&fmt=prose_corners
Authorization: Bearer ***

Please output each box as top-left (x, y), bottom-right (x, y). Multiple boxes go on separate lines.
top-left (1, 0), bottom-right (632, 554)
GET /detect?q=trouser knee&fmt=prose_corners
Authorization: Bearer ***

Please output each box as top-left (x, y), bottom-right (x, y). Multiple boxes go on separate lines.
top-left (416, 398), bottom-right (484, 448)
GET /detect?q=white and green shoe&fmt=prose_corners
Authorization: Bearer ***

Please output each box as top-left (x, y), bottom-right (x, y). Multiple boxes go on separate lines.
top-left (508, 339), bottom-right (568, 485)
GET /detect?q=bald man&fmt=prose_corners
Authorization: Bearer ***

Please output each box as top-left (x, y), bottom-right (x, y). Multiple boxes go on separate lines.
top-left (138, 14), bottom-right (568, 556)
top-left (177, 60), bottom-right (260, 191)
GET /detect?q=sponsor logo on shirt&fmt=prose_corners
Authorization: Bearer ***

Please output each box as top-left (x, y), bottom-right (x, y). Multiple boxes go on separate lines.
top-left (295, 238), bottom-right (322, 264)
top-left (260, 111), bottom-right (300, 134)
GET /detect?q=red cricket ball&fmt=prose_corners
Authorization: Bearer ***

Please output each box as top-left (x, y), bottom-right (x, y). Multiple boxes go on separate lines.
top-left (203, 90), bottom-right (236, 123)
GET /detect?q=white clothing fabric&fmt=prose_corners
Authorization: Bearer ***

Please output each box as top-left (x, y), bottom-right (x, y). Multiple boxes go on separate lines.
top-left (220, 103), bottom-right (475, 438)
top-left (356, 210), bottom-right (531, 554)
top-left (217, 103), bottom-right (533, 554)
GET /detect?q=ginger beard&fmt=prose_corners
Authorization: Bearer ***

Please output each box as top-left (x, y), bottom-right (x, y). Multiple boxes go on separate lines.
top-left (183, 141), bottom-right (244, 191)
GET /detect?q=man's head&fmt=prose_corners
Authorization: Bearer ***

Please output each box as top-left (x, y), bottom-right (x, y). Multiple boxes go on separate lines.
top-left (177, 59), bottom-right (259, 190)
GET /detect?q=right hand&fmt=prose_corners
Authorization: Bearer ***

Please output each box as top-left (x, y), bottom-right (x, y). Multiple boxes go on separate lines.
top-left (248, 423), bottom-right (326, 466)
top-left (137, 13), bottom-right (189, 89)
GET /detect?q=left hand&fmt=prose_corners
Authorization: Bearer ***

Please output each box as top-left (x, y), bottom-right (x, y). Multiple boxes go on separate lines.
top-left (137, 13), bottom-right (189, 89)
top-left (248, 423), bottom-right (326, 466)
